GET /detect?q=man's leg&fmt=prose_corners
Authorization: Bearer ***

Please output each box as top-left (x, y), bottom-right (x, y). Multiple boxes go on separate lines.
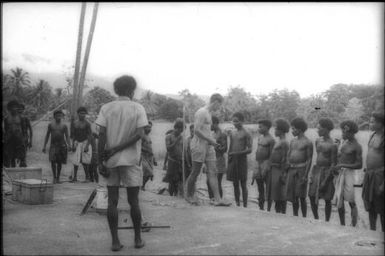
top-left (57, 163), bottom-right (62, 183)
top-left (72, 165), bottom-right (79, 182)
top-left (310, 196), bottom-right (318, 219)
top-left (107, 186), bottom-right (123, 251)
top-left (82, 163), bottom-right (90, 182)
top-left (338, 202), bottom-right (346, 226)
top-left (206, 160), bottom-right (222, 203)
top-left (51, 162), bottom-right (57, 184)
top-left (256, 178), bottom-right (265, 210)
top-left (233, 181), bottom-right (240, 206)
top-left (241, 180), bottom-right (248, 208)
top-left (217, 173), bottom-right (224, 198)
top-left (368, 208), bottom-right (377, 231)
top-left (281, 201), bottom-right (287, 214)
top-left (293, 197), bottom-right (299, 216)
top-left (325, 200), bottom-right (332, 222)
top-left (349, 202), bottom-right (358, 227)
top-left (207, 178), bottom-right (214, 199)
top-left (126, 187), bottom-right (144, 248)
top-left (380, 214), bottom-right (384, 232)
top-left (185, 161), bottom-right (203, 201)
top-left (300, 197), bottom-right (307, 217)
top-left (275, 201), bottom-right (280, 213)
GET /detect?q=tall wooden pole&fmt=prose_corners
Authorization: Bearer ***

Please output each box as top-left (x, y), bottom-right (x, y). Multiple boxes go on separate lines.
top-left (72, 2), bottom-right (86, 119)
top-left (78, 2), bottom-right (99, 105)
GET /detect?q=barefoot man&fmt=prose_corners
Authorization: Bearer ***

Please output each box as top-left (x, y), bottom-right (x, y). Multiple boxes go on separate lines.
top-left (332, 120), bottom-right (362, 227)
top-left (285, 117), bottom-right (313, 217)
top-left (96, 75), bottom-right (147, 250)
top-left (362, 111), bottom-right (384, 231)
top-left (185, 93), bottom-right (231, 206)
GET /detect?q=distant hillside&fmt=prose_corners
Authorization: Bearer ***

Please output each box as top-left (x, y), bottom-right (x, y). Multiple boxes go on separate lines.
top-left (165, 93), bottom-right (209, 103)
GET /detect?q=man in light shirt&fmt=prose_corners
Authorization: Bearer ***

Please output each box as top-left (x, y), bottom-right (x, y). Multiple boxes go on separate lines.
top-left (185, 93), bottom-right (231, 206)
top-left (96, 75), bottom-right (148, 251)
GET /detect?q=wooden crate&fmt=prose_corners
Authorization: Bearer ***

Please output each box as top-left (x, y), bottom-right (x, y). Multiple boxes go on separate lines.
top-left (5, 167), bottom-right (42, 180)
top-left (12, 179), bottom-right (53, 205)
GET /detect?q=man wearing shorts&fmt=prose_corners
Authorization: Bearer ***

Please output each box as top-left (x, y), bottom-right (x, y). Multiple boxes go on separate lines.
top-left (96, 75), bottom-right (148, 251)
top-left (185, 93), bottom-right (231, 206)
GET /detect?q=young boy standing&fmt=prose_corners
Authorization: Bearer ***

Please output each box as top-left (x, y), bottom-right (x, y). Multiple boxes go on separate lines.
top-left (164, 119), bottom-right (184, 196)
top-left (308, 118), bottom-right (337, 221)
top-left (141, 121), bottom-right (157, 191)
top-left (70, 107), bottom-right (92, 182)
top-left (227, 112), bottom-right (252, 207)
top-left (268, 119), bottom-right (290, 214)
top-left (362, 111), bottom-right (384, 231)
top-left (286, 117), bottom-right (313, 217)
top-left (43, 110), bottom-right (71, 184)
top-left (18, 103), bottom-right (33, 167)
top-left (254, 119), bottom-right (275, 210)
top-left (332, 120), bottom-right (362, 227)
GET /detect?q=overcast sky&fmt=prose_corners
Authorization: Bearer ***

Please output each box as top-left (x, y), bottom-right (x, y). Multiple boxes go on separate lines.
top-left (2, 2), bottom-right (384, 97)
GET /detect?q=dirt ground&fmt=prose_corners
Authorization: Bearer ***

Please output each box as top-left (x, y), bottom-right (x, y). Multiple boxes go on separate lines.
top-left (2, 151), bottom-right (384, 255)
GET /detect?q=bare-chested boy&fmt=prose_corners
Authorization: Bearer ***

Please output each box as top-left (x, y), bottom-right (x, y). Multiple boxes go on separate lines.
top-left (269, 119), bottom-right (290, 214)
top-left (43, 110), bottom-right (71, 183)
top-left (3, 100), bottom-right (27, 168)
top-left (253, 119), bottom-right (275, 210)
top-left (285, 117), bottom-right (313, 217)
top-left (227, 112), bottom-right (252, 207)
top-left (308, 118), bottom-right (337, 221)
top-left (332, 120), bottom-right (362, 227)
top-left (70, 106), bottom-right (92, 182)
top-left (362, 111), bottom-right (384, 231)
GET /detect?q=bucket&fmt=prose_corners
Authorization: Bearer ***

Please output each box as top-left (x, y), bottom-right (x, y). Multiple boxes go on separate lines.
top-left (95, 186), bottom-right (108, 214)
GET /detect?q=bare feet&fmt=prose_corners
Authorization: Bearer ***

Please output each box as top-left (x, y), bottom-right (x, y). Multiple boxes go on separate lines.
top-left (135, 239), bottom-right (145, 249)
top-left (185, 196), bottom-right (200, 206)
top-left (210, 199), bottom-right (231, 207)
top-left (111, 243), bottom-right (123, 251)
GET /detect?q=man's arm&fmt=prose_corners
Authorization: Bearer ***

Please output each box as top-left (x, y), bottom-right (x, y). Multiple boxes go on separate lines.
top-left (42, 124), bottom-right (51, 153)
top-left (64, 125), bottom-right (71, 149)
top-left (104, 127), bottom-right (146, 161)
top-left (230, 132), bottom-right (252, 156)
top-left (194, 111), bottom-right (217, 146)
top-left (304, 140), bottom-right (314, 179)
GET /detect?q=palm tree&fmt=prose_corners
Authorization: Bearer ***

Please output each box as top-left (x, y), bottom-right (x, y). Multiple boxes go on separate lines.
top-left (28, 80), bottom-right (53, 111)
top-left (7, 67), bottom-right (31, 98)
top-left (140, 90), bottom-right (157, 118)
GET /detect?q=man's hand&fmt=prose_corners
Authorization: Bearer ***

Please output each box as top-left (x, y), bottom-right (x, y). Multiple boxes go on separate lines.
top-left (98, 163), bottom-right (110, 178)
top-left (103, 148), bottom-right (116, 161)
top-left (84, 146), bottom-right (89, 153)
top-left (28, 141), bottom-right (32, 149)
top-left (42, 147), bottom-right (46, 153)
top-left (153, 160), bottom-right (158, 166)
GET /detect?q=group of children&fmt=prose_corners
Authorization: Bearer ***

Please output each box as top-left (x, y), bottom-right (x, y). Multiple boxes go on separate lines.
top-left (157, 111), bottom-right (384, 232)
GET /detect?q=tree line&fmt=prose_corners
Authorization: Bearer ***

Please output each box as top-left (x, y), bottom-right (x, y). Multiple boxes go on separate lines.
top-left (3, 67), bottom-right (384, 128)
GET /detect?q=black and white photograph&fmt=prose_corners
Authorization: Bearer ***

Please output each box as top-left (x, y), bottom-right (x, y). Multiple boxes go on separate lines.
top-left (2, 2), bottom-right (384, 255)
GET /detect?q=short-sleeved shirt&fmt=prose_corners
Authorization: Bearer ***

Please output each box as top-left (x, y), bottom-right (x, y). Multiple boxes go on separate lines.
top-left (190, 107), bottom-right (216, 162)
top-left (95, 96), bottom-right (148, 168)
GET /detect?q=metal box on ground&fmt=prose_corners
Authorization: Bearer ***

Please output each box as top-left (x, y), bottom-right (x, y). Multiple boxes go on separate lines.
top-left (12, 179), bottom-right (53, 204)
top-left (4, 167), bottom-right (42, 180)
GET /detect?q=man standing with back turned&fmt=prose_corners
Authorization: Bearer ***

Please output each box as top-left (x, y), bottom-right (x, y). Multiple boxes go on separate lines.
top-left (185, 93), bottom-right (231, 206)
top-left (96, 75), bottom-right (148, 251)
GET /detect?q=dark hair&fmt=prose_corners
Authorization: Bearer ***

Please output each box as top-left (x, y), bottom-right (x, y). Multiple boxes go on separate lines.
top-left (189, 124), bottom-right (194, 129)
top-left (232, 112), bottom-right (245, 122)
top-left (318, 118), bottom-right (334, 131)
top-left (372, 111), bottom-right (384, 125)
top-left (210, 93), bottom-right (224, 104)
top-left (257, 119), bottom-right (272, 129)
top-left (18, 103), bottom-right (25, 110)
top-left (53, 110), bottom-right (64, 116)
top-left (274, 118), bottom-right (290, 133)
top-left (291, 117), bottom-right (308, 132)
top-left (7, 100), bottom-right (19, 110)
top-left (77, 106), bottom-right (88, 114)
top-left (212, 116), bottom-right (219, 125)
top-left (174, 118), bottom-right (184, 129)
top-left (113, 75), bottom-right (137, 96)
top-left (340, 120), bottom-right (358, 134)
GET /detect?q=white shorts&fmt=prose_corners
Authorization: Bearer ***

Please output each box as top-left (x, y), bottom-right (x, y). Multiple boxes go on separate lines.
top-left (106, 165), bottom-right (143, 187)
